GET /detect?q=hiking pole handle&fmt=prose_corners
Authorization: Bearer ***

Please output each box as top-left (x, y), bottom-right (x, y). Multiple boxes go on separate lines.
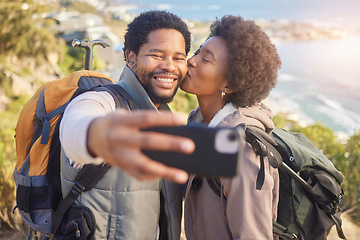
top-left (84, 47), bottom-right (93, 70)
top-left (279, 162), bottom-right (312, 192)
top-left (72, 39), bottom-right (110, 70)
top-left (72, 39), bottom-right (92, 70)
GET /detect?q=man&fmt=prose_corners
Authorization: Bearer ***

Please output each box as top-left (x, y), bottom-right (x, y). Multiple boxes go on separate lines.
top-left (60, 10), bottom-right (194, 239)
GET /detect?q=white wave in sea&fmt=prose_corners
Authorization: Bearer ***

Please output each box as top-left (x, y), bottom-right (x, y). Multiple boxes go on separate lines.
top-left (314, 94), bottom-right (360, 135)
top-left (264, 92), bottom-right (314, 127)
top-left (264, 90), bottom-right (360, 139)
top-left (316, 94), bottom-right (344, 112)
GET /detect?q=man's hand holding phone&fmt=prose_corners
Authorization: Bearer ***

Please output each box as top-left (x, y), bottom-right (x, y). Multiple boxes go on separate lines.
top-left (87, 110), bottom-right (195, 183)
top-left (88, 109), bottom-right (244, 183)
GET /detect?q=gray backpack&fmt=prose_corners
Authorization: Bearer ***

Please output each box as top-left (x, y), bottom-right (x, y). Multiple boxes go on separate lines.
top-left (207, 125), bottom-right (346, 240)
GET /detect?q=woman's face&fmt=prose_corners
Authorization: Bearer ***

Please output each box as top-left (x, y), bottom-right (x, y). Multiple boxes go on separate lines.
top-left (180, 36), bottom-right (229, 97)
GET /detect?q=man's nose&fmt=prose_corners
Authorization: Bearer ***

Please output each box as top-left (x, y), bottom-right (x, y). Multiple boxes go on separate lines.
top-left (160, 57), bottom-right (176, 72)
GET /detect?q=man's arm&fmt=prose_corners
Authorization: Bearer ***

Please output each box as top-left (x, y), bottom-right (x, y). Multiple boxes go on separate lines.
top-left (60, 91), bottom-right (194, 183)
top-left (88, 110), bottom-right (194, 183)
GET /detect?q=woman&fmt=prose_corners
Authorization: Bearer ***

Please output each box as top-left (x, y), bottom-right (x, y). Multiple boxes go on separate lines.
top-left (181, 15), bottom-right (281, 240)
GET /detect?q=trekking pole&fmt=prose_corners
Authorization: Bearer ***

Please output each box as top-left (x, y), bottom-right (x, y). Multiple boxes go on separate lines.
top-left (279, 163), bottom-right (312, 192)
top-left (71, 39), bottom-right (110, 70)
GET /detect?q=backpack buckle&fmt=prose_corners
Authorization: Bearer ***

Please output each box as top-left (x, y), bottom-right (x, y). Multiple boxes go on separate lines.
top-left (34, 117), bottom-right (44, 126)
top-left (71, 182), bottom-right (85, 195)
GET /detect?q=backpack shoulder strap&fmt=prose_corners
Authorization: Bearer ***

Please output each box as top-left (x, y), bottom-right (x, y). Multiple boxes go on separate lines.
top-left (207, 176), bottom-right (225, 199)
top-left (206, 125), bottom-right (283, 192)
top-left (96, 84), bottom-right (138, 111)
top-left (245, 126), bottom-right (283, 168)
top-left (243, 126), bottom-right (282, 189)
top-left (52, 163), bottom-right (111, 235)
top-left (273, 222), bottom-right (298, 239)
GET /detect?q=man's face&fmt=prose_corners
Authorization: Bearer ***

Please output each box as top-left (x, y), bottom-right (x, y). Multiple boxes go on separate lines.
top-left (127, 29), bottom-right (187, 105)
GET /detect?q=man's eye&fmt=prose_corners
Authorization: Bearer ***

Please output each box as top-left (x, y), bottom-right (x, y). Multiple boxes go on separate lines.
top-left (150, 54), bottom-right (162, 58)
top-left (202, 58), bottom-right (210, 63)
top-left (174, 57), bottom-right (186, 61)
top-left (194, 49), bottom-right (200, 56)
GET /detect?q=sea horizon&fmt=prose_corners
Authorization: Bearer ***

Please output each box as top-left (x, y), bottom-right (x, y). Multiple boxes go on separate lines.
top-left (120, 0), bottom-right (360, 28)
top-left (107, 0), bottom-right (360, 137)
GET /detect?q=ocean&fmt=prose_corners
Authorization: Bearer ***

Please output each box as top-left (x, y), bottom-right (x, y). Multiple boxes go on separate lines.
top-left (270, 35), bottom-right (360, 136)
top-left (118, 0), bottom-right (360, 136)
top-left (121, 0), bottom-right (360, 27)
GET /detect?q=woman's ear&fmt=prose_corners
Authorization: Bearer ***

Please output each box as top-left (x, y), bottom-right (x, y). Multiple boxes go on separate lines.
top-left (125, 49), bottom-right (136, 68)
top-left (221, 85), bottom-right (234, 94)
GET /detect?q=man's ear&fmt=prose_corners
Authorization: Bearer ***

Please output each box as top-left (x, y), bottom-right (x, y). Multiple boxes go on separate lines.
top-left (125, 49), bottom-right (136, 69)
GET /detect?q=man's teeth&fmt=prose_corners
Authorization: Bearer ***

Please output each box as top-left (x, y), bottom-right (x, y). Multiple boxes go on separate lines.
top-left (157, 78), bottom-right (174, 83)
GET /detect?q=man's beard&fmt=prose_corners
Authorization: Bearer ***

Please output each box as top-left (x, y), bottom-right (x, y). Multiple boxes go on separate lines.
top-left (135, 69), bottom-right (184, 105)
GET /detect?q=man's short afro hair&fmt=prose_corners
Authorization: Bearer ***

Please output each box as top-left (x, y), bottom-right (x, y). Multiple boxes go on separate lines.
top-left (209, 15), bottom-right (281, 107)
top-left (123, 10), bottom-right (191, 59)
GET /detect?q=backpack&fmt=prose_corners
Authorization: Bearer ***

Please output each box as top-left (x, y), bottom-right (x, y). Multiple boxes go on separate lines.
top-left (13, 70), bottom-right (136, 239)
top-left (207, 125), bottom-right (346, 240)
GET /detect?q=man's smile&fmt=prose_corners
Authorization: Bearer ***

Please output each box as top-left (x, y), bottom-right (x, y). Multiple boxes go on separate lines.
top-left (152, 74), bottom-right (178, 88)
top-left (155, 77), bottom-right (175, 83)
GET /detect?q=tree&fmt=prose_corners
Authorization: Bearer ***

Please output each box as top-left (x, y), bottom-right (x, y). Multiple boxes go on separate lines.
top-left (0, 0), bottom-right (61, 64)
top-left (0, 96), bottom-right (30, 229)
top-left (291, 123), bottom-right (345, 163)
top-left (342, 131), bottom-right (360, 213)
top-left (170, 90), bottom-right (198, 114)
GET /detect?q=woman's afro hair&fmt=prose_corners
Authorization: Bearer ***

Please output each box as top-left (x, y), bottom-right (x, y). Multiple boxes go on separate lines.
top-left (209, 15), bottom-right (281, 107)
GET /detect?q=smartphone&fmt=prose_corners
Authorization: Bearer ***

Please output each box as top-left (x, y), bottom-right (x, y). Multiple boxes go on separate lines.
top-left (142, 124), bottom-right (245, 177)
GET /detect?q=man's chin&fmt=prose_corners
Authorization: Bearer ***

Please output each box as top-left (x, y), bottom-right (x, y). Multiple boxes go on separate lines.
top-left (142, 77), bottom-right (182, 104)
top-left (150, 90), bottom-right (178, 104)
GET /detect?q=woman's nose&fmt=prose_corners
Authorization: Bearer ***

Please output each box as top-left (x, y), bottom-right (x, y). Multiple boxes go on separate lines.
top-left (187, 56), bottom-right (196, 68)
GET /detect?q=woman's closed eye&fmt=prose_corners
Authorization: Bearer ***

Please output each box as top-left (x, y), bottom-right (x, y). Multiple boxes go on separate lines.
top-left (202, 57), bottom-right (210, 63)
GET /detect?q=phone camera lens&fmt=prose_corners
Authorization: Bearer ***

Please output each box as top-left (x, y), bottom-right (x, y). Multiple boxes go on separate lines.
top-left (227, 132), bottom-right (237, 142)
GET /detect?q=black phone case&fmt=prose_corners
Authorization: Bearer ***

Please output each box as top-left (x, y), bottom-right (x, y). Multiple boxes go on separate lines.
top-left (142, 125), bottom-right (245, 177)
